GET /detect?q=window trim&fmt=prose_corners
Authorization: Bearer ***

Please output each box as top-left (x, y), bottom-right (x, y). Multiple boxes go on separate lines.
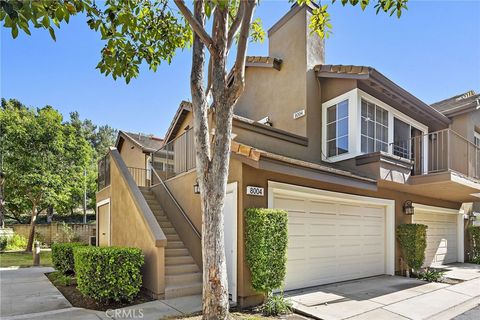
top-left (474, 131), bottom-right (480, 147)
top-left (322, 88), bottom-right (428, 167)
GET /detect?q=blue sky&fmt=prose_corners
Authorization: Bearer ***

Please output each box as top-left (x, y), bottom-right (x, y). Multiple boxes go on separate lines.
top-left (2, 0), bottom-right (479, 137)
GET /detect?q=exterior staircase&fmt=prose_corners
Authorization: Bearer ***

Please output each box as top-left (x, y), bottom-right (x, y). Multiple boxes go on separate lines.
top-left (139, 187), bottom-right (202, 299)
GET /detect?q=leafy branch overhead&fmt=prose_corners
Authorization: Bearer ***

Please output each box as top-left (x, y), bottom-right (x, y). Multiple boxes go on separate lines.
top-left (1, 0), bottom-right (408, 83)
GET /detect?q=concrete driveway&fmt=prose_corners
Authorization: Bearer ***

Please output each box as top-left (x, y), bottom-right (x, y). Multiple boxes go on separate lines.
top-left (286, 263), bottom-right (480, 320)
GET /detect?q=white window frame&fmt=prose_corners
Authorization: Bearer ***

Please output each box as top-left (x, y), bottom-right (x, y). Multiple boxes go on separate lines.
top-left (322, 88), bottom-right (429, 172)
top-left (474, 131), bottom-right (480, 147)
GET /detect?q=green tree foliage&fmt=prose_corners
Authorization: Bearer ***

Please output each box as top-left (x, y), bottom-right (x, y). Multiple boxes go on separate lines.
top-left (396, 223), bottom-right (428, 273)
top-left (0, 99), bottom-right (94, 250)
top-left (1, 0), bottom-right (408, 84)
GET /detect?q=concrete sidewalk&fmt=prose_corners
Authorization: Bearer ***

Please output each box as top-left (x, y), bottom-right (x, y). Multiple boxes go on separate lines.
top-left (0, 267), bottom-right (202, 320)
top-left (287, 263), bottom-right (480, 320)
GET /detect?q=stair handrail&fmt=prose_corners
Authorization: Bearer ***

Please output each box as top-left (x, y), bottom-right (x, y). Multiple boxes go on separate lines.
top-left (151, 167), bottom-right (201, 239)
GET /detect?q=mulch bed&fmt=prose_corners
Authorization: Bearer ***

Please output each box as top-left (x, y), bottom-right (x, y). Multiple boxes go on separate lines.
top-left (46, 272), bottom-right (154, 311)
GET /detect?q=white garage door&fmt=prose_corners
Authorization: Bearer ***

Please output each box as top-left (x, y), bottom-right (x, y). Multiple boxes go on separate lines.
top-left (413, 207), bottom-right (459, 267)
top-left (269, 183), bottom-right (392, 291)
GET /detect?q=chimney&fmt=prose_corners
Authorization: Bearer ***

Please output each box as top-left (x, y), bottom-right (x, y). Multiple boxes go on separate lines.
top-left (267, 1), bottom-right (325, 68)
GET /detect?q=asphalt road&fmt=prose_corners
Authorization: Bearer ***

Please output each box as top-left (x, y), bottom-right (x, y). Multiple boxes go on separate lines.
top-left (453, 305), bottom-right (480, 320)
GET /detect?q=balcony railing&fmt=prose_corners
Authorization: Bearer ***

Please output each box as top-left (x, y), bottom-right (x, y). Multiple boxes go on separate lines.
top-left (397, 129), bottom-right (480, 179)
top-left (127, 167), bottom-right (152, 187)
top-left (153, 127), bottom-right (195, 180)
top-left (97, 154), bottom-right (111, 190)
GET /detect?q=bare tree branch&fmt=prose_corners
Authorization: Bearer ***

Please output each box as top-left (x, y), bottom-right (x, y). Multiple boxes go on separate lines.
top-left (227, 0), bottom-right (245, 50)
top-left (174, 0), bottom-right (215, 52)
top-left (228, 0), bottom-right (257, 104)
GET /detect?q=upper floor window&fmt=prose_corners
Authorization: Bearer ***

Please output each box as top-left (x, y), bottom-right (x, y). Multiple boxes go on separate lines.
top-left (361, 99), bottom-right (388, 153)
top-left (475, 131), bottom-right (480, 147)
top-left (326, 100), bottom-right (349, 157)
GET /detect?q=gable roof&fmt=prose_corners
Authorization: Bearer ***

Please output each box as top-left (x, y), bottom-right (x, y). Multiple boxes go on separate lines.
top-left (163, 101), bottom-right (192, 143)
top-left (315, 64), bottom-right (451, 131)
top-left (431, 90), bottom-right (480, 117)
top-left (116, 131), bottom-right (164, 153)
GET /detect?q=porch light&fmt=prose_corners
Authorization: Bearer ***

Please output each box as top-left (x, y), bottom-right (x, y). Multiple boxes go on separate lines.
top-left (193, 182), bottom-right (200, 194)
top-left (403, 200), bottom-right (414, 215)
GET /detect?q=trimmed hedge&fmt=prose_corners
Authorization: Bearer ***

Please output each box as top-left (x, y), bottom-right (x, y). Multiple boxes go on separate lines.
top-left (397, 223), bottom-right (428, 273)
top-left (74, 246), bottom-right (144, 302)
top-left (51, 242), bottom-right (87, 274)
top-left (245, 208), bottom-right (288, 295)
top-left (468, 226), bottom-right (480, 262)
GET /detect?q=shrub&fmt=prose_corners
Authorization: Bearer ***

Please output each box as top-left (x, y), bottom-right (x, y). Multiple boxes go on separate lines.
top-left (0, 236), bottom-right (7, 251)
top-left (468, 226), bottom-right (480, 261)
top-left (74, 246), bottom-right (144, 302)
top-left (419, 268), bottom-right (445, 282)
top-left (6, 234), bottom-right (27, 250)
top-left (245, 208), bottom-right (288, 296)
top-left (262, 293), bottom-right (292, 316)
top-left (397, 224), bottom-right (428, 274)
top-left (51, 242), bottom-right (87, 274)
top-left (49, 271), bottom-right (75, 286)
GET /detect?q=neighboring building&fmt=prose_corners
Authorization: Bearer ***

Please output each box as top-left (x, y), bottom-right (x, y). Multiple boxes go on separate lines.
top-left (96, 3), bottom-right (480, 307)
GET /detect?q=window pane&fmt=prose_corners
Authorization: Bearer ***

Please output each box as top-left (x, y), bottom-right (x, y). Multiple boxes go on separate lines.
top-left (368, 138), bottom-right (375, 153)
top-left (337, 136), bottom-right (348, 155)
top-left (367, 103), bottom-right (375, 120)
top-left (361, 100), bottom-right (368, 117)
top-left (327, 141), bottom-right (336, 157)
top-left (376, 107), bottom-right (383, 125)
top-left (337, 118), bottom-right (348, 137)
top-left (338, 100), bottom-right (348, 119)
top-left (327, 123), bottom-right (336, 141)
top-left (376, 123), bottom-right (383, 141)
top-left (382, 109), bottom-right (389, 126)
top-left (361, 136), bottom-right (367, 153)
top-left (361, 117), bottom-right (368, 135)
top-left (367, 120), bottom-right (375, 138)
top-left (327, 106), bottom-right (336, 124)
top-left (382, 126), bottom-right (389, 143)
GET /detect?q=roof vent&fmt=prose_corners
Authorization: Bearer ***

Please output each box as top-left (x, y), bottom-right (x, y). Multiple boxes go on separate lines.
top-left (455, 90), bottom-right (476, 101)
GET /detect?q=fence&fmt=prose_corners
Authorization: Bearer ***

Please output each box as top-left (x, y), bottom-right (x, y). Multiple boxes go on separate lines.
top-left (9, 223), bottom-right (96, 245)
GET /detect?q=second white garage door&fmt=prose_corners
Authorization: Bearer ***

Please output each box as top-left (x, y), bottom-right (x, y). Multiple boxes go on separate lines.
top-left (269, 182), bottom-right (395, 291)
top-left (413, 204), bottom-right (462, 267)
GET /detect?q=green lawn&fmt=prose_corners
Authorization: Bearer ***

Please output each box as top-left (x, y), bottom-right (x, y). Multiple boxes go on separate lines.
top-left (0, 251), bottom-right (52, 268)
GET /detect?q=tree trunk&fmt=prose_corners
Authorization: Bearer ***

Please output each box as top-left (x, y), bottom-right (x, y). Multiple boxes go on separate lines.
top-left (26, 205), bottom-right (37, 252)
top-left (46, 206), bottom-right (54, 224)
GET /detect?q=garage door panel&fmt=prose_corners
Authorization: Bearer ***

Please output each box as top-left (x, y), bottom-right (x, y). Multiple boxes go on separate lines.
top-left (414, 211), bottom-right (458, 266)
top-left (274, 190), bottom-right (388, 291)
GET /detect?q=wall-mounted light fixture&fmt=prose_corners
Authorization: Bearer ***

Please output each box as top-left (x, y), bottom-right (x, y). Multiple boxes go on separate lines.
top-left (403, 200), bottom-right (414, 215)
top-left (193, 182), bottom-right (200, 194)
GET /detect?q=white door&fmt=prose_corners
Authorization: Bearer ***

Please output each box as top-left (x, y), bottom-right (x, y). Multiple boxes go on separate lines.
top-left (223, 182), bottom-right (237, 302)
top-left (269, 182), bottom-right (393, 292)
top-left (413, 205), bottom-right (461, 266)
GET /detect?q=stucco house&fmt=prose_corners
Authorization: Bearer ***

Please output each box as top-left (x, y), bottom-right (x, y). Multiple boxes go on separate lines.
top-left (95, 3), bottom-right (480, 307)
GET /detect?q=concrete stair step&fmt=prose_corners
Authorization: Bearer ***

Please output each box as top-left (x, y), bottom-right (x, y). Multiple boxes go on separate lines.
top-left (166, 248), bottom-right (190, 257)
top-left (166, 263), bottom-right (199, 275)
top-left (166, 255), bottom-right (195, 265)
top-left (167, 241), bottom-right (185, 249)
top-left (156, 215), bottom-right (169, 222)
top-left (159, 221), bottom-right (173, 229)
top-left (165, 282), bottom-right (202, 299)
top-left (163, 227), bottom-right (177, 235)
top-left (166, 272), bottom-right (202, 286)
top-left (166, 234), bottom-right (180, 241)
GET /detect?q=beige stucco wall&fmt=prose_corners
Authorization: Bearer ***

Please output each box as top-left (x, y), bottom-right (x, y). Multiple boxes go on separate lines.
top-left (97, 155), bottom-right (165, 298)
top-left (120, 139), bottom-right (147, 169)
top-left (450, 109), bottom-right (480, 142)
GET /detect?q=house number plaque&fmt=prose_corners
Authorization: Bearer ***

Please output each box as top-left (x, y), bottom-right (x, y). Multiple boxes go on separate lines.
top-left (246, 186), bottom-right (264, 196)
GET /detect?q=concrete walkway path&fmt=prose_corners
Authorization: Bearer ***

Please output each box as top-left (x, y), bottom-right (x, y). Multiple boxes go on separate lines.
top-left (287, 263), bottom-right (480, 320)
top-left (0, 267), bottom-right (202, 320)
